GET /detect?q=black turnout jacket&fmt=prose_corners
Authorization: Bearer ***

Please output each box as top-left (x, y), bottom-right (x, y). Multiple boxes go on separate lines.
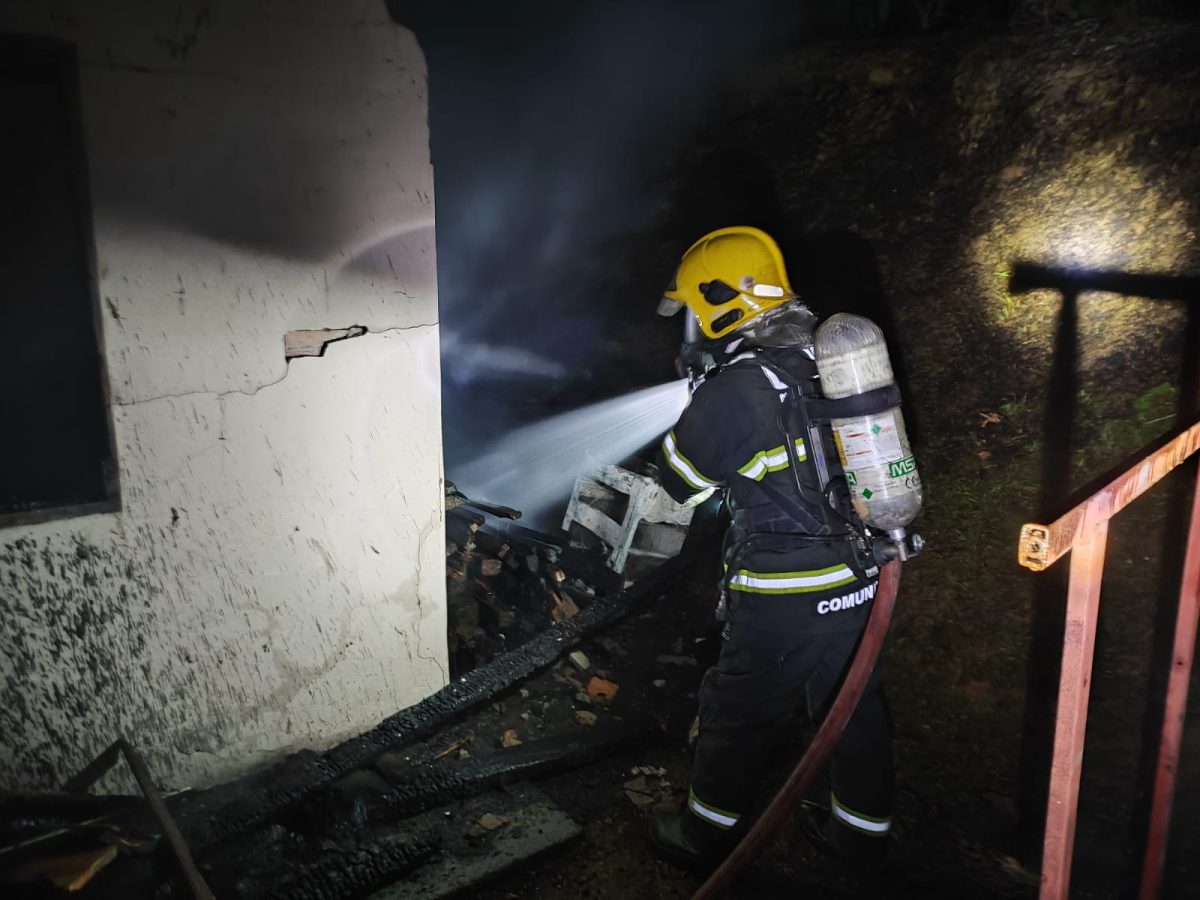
top-left (657, 339), bottom-right (879, 633)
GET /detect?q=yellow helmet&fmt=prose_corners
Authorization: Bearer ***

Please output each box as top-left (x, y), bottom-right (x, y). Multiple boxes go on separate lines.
top-left (657, 226), bottom-right (797, 340)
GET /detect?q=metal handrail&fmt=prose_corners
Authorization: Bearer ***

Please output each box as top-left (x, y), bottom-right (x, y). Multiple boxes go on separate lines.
top-left (1018, 419), bottom-right (1200, 899)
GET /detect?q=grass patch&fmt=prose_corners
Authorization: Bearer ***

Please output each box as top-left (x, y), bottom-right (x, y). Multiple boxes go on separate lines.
top-left (890, 378), bottom-right (1181, 816)
top-left (1073, 381), bottom-right (1177, 474)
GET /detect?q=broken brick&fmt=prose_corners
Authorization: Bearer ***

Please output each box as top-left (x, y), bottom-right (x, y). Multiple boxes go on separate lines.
top-left (585, 676), bottom-right (619, 704)
top-left (479, 813), bottom-right (507, 830)
top-left (622, 775), bottom-right (654, 807)
top-left (550, 593), bottom-right (580, 622)
top-left (622, 772), bottom-right (672, 809)
top-left (467, 812), bottom-right (509, 837)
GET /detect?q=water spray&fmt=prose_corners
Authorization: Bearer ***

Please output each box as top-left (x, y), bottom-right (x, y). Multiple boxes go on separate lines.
top-left (451, 379), bottom-right (691, 527)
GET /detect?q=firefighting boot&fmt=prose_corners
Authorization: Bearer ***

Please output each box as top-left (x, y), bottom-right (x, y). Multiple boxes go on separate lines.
top-left (649, 810), bottom-right (732, 869)
top-left (798, 804), bottom-right (889, 872)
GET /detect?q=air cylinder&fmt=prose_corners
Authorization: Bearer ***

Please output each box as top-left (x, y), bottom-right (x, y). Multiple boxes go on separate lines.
top-left (814, 313), bottom-right (922, 531)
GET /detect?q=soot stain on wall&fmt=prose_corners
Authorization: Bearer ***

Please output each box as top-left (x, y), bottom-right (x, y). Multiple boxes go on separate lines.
top-left (2, 532), bottom-right (164, 786)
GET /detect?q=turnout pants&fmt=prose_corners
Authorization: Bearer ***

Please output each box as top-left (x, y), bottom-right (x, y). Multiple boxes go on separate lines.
top-left (686, 581), bottom-right (894, 860)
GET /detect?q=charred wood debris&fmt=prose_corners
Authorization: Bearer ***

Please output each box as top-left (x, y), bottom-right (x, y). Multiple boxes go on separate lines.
top-left (1, 484), bottom-right (714, 899)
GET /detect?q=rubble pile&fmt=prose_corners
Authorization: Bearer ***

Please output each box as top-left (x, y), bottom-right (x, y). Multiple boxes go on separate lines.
top-left (445, 506), bottom-right (618, 678)
top-left (0, 478), bottom-right (712, 899)
top-left (0, 580), bottom-right (694, 899)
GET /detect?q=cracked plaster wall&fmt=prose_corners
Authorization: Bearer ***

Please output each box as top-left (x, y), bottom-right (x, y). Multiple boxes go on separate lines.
top-left (0, 0), bottom-right (447, 791)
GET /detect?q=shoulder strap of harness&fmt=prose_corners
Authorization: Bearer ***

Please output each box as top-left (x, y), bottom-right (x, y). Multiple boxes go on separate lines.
top-left (753, 351), bottom-right (877, 568)
top-left (716, 347), bottom-right (882, 582)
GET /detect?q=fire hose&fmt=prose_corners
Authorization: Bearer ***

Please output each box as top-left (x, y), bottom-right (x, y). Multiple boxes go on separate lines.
top-left (691, 557), bottom-right (903, 900)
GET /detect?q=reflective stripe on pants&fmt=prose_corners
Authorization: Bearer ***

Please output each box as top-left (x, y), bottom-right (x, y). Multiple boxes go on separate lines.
top-left (688, 620), bottom-right (894, 851)
top-left (831, 791), bottom-right (892, 835)
top-left (687, 787), bottom-right (740, 830)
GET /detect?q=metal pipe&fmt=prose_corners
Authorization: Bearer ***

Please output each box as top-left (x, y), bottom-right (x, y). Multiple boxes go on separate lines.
top-left (1039, 506), bottom-right (1109, 900)
top-left (67, 738), bottom-right (214, 900)
top-left (1019, 420), bottom-right (1200, 572)
top-left (1018, 420), bottom-right (1200, 897)
top-left (1139, 463), bottom-right (1200, 900)
top-left (690, 558), bottom-right (902, 900)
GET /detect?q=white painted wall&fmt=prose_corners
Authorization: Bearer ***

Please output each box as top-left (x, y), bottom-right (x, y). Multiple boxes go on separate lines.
top-left (0, 0), bottom-right (447, 791)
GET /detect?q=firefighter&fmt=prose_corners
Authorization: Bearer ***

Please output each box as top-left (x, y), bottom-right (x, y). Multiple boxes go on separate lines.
top-left (651, 226), bottom-right (895, 868)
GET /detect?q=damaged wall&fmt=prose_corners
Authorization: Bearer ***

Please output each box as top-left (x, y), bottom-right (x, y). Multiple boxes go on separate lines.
top-left (0, 0), bottom-right (447, 790)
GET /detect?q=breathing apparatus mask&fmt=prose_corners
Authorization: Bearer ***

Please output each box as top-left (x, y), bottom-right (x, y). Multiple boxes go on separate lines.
top-left (675, 300), bottom-right (817, 392)
top-left (740, 301), bottom-right (817, 351)
top-left (675, 312), bottom-right (714, 390)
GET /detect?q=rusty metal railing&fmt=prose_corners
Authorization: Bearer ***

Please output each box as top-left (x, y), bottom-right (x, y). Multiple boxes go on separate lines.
top-left (1018, 419), bottom-right (1200, 899)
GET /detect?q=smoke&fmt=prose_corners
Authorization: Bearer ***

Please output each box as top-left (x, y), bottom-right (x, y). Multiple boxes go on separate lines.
top-left (410, 1), bottom-right (800, 349)
top-left (440, 332), bottom-right (568, 384)
top-left (395, 0), bottom-right (802, 506)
